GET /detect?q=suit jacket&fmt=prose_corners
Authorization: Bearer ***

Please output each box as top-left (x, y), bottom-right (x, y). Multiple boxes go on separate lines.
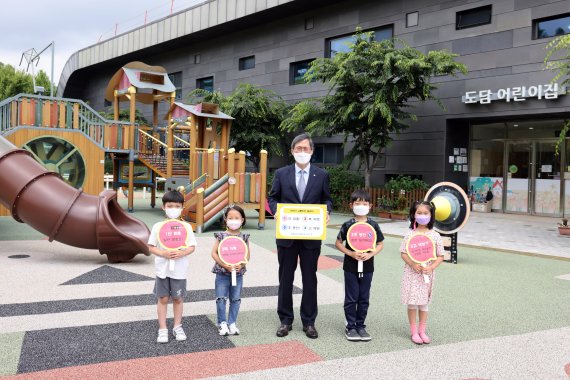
top-left (268, 164), bottom-right (333, 248)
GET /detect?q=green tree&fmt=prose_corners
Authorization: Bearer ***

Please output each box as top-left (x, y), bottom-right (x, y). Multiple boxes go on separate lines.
top-left (281, 30), bottom-right (467, 187)
top-left (99, 108), bottom-right (150, 125)
top-left (187, 83), bottom-right (288, 169)
top-left (544, 35), bottom-right (570, 155)
top-left (0, 62), bottom-right (55, 100)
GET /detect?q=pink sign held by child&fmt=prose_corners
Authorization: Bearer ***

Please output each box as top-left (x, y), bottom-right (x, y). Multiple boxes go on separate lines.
top-left (158, 219), bottom-right (192, 270)
top-left (218, 236), bottom-right (249, 286)
top-left (406, 233), bottom-right (437, 284)
top-left (346, 222), bottom-right (377, 274)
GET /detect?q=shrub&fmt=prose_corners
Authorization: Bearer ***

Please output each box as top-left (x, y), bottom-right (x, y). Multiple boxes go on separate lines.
top-left (326, 166), bottom-right (365, 211)
top-left (384, 175), bottom-right (429, 193)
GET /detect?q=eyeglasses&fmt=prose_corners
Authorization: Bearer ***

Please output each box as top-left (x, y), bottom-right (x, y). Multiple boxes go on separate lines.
top-left (292, 146), bottom-right (312, 153)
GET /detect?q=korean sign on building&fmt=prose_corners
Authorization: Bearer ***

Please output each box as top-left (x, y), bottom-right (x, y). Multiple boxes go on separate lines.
top-left (462, 84), bottom-right (566, 104)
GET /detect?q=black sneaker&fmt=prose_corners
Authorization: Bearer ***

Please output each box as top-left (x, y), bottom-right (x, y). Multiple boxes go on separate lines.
top-left (357, 328), bottom-right (371, 341)
top-left (345, 328), bottom-right (360, 341)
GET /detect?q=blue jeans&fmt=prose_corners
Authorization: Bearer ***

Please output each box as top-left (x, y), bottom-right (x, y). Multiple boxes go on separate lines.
top-left (215, 272), bottom-right (243, 325)
top-left (344, 271), bottom-right (373, 330)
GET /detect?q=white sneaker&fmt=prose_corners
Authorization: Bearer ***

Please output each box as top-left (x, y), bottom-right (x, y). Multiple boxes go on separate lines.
top-left (157, 328), bottom-right (168, 343)
top-left (229, 323), bottom-right (240, 335)
top-left (218, 321), bottom-right (229, 336)
top-left (173, 325), bottom-right (187, 341)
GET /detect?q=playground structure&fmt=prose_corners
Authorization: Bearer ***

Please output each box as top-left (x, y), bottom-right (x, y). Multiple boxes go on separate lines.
top-left (0, 61), bottom-right (268, 253)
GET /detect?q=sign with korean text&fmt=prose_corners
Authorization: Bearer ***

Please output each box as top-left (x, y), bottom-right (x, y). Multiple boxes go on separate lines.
top-left (158, 219), bottom-right (192, 249)
top-left (276, 203), bottom-right (327, 240)
top-left (405, 232), bottom-right (437, 264)
top-left (218, 236), bottom-right (249, 266)
top-left (346, 222), bottom-right (376, 252)
top-left (462, 84), bottom-right (565, 104)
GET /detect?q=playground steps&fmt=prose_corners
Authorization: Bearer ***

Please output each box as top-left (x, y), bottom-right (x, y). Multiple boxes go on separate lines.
top-left (137, 153), bottom-right (189, 178)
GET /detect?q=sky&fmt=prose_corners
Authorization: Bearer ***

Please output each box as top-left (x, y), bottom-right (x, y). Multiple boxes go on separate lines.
top-left (0, 0), bottom-right (206, 85)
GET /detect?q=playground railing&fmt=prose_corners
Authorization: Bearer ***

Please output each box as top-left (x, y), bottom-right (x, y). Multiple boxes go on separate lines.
top-left (189, 149), bottom-right (268, 232)
top-left (0, 93), bottom-right (132, 151)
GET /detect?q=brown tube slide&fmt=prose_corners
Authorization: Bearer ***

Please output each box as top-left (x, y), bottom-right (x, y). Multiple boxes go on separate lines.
top-left (0, 136), bottom-right (149, 263)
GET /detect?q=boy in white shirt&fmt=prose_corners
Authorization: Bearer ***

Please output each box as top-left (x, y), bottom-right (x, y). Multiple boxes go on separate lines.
top-left (148, 190), bottom-right (196, 343)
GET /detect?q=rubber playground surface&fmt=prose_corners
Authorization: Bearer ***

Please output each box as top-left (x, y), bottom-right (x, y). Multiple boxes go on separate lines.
top-left (1, 198), bottom-right (569, 379)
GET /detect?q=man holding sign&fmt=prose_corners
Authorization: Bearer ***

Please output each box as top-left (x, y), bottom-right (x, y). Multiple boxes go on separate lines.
top-left (148, 190), bottom-right (196, 344)
top-left (268, 133), bottom-right (332, 339)
top-left (335, 190), bottom-right (384, 341)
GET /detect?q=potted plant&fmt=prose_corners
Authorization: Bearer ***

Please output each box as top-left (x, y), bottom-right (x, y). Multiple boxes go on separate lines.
top-left (377, 196), bottom-right (392, 219)
top-left (558, 218), bottom-right (570, 236)
top-left (390, 196), bottom-right (409, 221)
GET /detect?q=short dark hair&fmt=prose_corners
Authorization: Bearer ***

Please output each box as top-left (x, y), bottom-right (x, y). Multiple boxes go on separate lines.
top-left (350, 189), bottom-right (371, 203)
top-left (224, 204), bottom-right (246, 226)
top-left (291, 132), bottom-right (314, 150)
top-left (162, 190), bottom-right (184, 205)
top-left (408, 200), bottom-right (435, 229)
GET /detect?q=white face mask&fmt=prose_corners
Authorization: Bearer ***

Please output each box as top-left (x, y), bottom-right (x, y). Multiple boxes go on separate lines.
top-left (293, 152), bottom-right (312, 165)
top-left (353, 205), bottom-right (370, 216)
top-left (226, 220), bottom-right (242, 230)
top-left (165, 208), bottom-right (182, 219)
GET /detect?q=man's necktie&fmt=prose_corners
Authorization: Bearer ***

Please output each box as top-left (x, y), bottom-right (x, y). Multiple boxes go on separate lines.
top-left (297, 170), bottom-right (306, 201)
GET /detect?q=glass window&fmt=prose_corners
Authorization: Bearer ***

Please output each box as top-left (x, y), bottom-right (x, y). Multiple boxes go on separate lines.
top-left (168, 72), bottom-right (183, 100)
top-left (535, 14), bottom-right (570, 39)
top-left (456, 5), bottom-right (492, 30)
top-left (239, 56), bottom-right (255, 71)
top-left (560, 139), bottom-right (570, 217)
top-left (406, 12), bottom-right (419, 28)
top-left (196, 76), bottom-right (214, 92)
top-left (312, 143), bottom-right (343, 164)
top-left (326, 25), bottom-right (393, 58)
top-left (290, 59), bottom-right (315, 85)
top-left (471, 122), bottom-right (507, 140)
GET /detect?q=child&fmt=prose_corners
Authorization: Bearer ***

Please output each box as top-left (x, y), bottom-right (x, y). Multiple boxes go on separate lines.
top-left (400, 201), bottom-right (444, 345)
top-left (335, 189), bottom-right (384, 341)
top-left (211, 205), bottom-right (250, 336)
top-left (148, 190), bottom-right (196, 343)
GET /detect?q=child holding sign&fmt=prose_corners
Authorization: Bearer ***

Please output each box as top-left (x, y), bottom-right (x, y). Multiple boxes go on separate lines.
top-left (148, 190), bottom-right (196, 343)
top-left (336, 189), bottom-right (384, 341)
top-left (400, 201), bottom-right (444, 345)
top-left (211, 205), bottom-right (250, 336)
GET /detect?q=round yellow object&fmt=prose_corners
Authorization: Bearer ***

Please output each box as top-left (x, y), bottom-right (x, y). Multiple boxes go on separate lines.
top-left (431, 195), bottom-right (451, 221)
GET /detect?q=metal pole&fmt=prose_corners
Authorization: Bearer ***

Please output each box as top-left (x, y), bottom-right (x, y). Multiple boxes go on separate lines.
top-left (50, 41), bottom-right (54, 97)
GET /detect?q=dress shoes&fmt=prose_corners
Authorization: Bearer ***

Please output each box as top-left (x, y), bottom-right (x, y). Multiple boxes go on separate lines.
top-left (303, 325), bottom-right (318, 339)
top-left (276, 324), bottom-right (292, 337)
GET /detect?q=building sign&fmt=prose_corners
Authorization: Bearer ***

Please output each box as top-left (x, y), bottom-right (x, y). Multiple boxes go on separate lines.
top-left (462, 84), bottom-right (565, 104)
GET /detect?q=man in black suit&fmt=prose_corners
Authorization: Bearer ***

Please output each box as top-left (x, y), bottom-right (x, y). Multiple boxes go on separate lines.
top-left (268, 133), bottom-right (332, 339)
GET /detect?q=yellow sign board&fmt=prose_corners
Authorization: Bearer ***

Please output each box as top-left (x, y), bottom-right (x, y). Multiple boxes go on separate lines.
top-left (275, 203), bottom-right (327, 240)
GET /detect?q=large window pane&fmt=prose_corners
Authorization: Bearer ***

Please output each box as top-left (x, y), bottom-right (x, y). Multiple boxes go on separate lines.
top-left (470, 140), bottom-right (504, 210)
top-left (456, 5), bottom-right (492, 30)
top-left (326, 26), bottom-right (392, 58)
top-left (196, 76), bottom-right (214, 92)
top-left (290, 59), bottom-right (315, 85)
top-left (565, 139), bottom-right (570, 216)
top-left (535, 14), bottom-right (570, 39)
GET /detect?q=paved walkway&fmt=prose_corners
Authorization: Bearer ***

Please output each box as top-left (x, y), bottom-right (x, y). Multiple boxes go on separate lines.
top-left (376, 211), bottom-right (570, 259)
top-left (0, 199), bottom-right (569, 379)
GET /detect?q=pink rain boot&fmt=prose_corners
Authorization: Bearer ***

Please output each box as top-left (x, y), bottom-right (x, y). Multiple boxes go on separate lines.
top-left (419, 322), bottom-right (431, 344)
top-left (410, 323), bottom-right (423, 345)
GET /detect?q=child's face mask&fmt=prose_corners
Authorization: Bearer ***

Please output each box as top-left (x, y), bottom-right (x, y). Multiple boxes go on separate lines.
top-left (165, 207), bottom-right (182, 219)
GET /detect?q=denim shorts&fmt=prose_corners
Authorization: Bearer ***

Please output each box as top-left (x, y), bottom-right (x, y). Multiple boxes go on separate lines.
top-left (153, 277), bottom-right (187, 299)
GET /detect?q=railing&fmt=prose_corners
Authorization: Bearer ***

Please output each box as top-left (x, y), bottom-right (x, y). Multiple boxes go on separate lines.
top-left (0, 93), bottom-right (132, 150)
top-left (335, 188), bottom-right (428, 213)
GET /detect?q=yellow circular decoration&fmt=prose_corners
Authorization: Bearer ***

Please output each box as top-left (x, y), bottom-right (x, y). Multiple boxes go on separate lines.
top-left (431, 195), bottom-right (451, 221)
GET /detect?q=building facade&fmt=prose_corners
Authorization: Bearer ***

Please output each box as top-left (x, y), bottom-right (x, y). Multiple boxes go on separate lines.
top-left (59, 0), bottom-right (570, 217)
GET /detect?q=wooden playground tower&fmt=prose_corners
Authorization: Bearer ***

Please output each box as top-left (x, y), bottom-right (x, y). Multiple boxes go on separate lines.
top-left (105, 61), bottom-right (268, 231)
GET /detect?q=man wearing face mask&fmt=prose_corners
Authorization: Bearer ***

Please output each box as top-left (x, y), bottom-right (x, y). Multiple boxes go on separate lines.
top-left (268, 133), bottom-right (333, 339)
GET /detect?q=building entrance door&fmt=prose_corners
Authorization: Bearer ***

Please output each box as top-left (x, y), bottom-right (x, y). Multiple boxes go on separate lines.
top-left (505, 140), bottom-right (561, 216)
